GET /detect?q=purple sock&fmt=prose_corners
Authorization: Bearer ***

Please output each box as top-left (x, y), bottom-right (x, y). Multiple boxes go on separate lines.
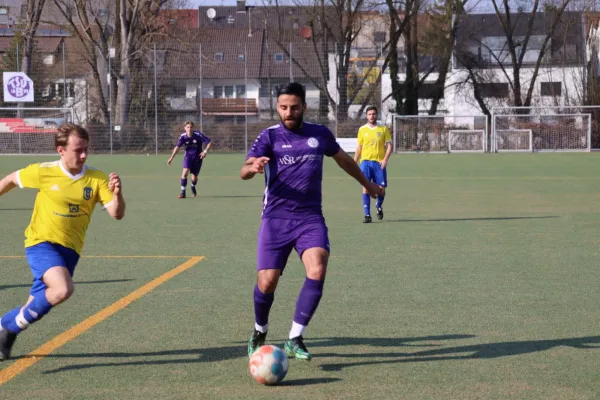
top-left (293, 278), bottom-right (324, 326)
top-left (180, 178), bottom-right (187, 190)
top-left (254, 285), bottom-right (274, 327)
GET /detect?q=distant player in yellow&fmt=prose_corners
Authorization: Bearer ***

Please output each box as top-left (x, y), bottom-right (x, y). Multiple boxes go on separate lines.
top-left (0, 123), bottom-right (126, 360)
top-left (354, 106), bottom-right (392, 223)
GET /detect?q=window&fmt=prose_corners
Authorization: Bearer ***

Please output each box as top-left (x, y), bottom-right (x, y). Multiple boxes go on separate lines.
top-left (238, 54), bottom-right (245, 62)
top-left (236, 85), bottom-right (246, 98)
top-left (42, 84), bottom-right (55, 98)
top-left (224, 86), bottom-right (234, 98)
top-left (215, 52), bottom-right (224, 62)
top-left (274, 53), bottom-right (284, 62)
top-left (43, 55), bottom-right (54, 65)
top-left (541, 82), bottom-right (561, 97)
top-left (373, 31), bottom-right (386, 43)
top-left (213, 86), bottom-right (223, 98)
top-left (0, 6), bottom-right (8, 15)
top-left (57, 82), bottom-right (75, 98)
top-left (476, 83), bottom-right (509, 98)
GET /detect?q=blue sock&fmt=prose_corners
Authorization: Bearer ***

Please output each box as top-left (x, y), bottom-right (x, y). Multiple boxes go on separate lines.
top-left (362, 193), bottom-right (371, 216)
top-left (180, 178), bottom-right (187, 193)
top-left (1, 307), bottom-right (22, 333)
top-left (1, 293), bottom-right (52, 333)
top-left (376, 194), bottom-right (385, 209)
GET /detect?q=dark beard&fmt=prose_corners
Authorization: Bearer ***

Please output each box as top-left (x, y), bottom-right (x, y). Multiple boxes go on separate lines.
top-left (281, 116), bottom-right (303, 131)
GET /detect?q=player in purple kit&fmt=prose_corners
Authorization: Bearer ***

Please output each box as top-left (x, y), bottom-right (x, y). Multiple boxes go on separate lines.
top-left (241, 82), bottom-right (382, 360)
top-left (167, 120), bottom-right (212, 198)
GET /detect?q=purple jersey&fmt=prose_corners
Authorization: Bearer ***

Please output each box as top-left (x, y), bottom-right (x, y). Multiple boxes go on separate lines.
top-left (176, 131), bottom-right (211, 160)
top-left (246, 122), bottom-right (341, 219)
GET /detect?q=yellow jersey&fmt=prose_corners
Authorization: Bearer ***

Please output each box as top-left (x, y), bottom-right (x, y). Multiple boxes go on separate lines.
top-left (16, 161), bottom-right (114, 254)
top-left (357, 124), bottom-right (392, 162)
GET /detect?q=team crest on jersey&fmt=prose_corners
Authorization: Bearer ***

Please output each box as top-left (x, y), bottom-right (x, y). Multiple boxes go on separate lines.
top-left (377, 131), bottom-right (382, 137)
top-left (69, 204), bottom-right (79, 213)
top-left (307, 137), bottom-right (319, 148)
top-left (83, 187), bottom-right (93, 200)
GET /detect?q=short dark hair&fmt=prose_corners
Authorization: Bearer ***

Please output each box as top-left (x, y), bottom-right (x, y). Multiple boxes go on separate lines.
top-left (276, 82), bottom-right (306, 104)
top-left (366, 106), bottom-right (378, 114)
top-left (55, 123), bottom-right (90, 148)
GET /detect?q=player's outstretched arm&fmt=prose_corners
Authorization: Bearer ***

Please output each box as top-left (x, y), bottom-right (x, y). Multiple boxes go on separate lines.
top-left (106, 173), bottom-right (125, 220)
top-left (0, 171), bottom-right (18, 196)
top-left (332, 149), bottom-right (382, 198)
top-left (167, 146), bottom-right (180, 165)
top-left (200, 142), bottom-right (212, 159)
top-left (240, 157), bottom-right (270, 180)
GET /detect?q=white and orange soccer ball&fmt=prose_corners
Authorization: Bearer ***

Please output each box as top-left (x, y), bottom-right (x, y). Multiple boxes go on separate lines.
top-left (248, 345), bottom-right (289, 385)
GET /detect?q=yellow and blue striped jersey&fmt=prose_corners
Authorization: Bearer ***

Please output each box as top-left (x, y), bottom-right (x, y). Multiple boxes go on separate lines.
top-left (357, 124), bottom-right (392, 162)
top-left (17, 161), bottom-right (114, 254)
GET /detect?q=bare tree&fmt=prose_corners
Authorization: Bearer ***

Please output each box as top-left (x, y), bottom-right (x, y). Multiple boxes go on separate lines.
top-left (422, 0), bottom-right (468, 115)
top-left (21, 0), bottom-right (47, 77)
top-left (263, 0), bottom-right (371, 122)
top-left (53, 0), bottom-right (178, 125)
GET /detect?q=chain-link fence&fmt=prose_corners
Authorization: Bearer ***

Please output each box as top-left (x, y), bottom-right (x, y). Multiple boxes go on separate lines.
top-left (0, 34), bottom-right (383, 154)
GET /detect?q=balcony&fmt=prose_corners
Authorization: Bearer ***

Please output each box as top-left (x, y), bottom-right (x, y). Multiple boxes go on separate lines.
top-left (202, 98), bottom-right (257, 115)
top-left (167, 97), bottom-right (258, 115)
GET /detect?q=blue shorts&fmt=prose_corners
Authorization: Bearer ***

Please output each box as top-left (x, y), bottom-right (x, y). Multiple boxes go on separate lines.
top-left (25, 242), bottom-right (80, 296)
top-left (256, 217), bottom-right (330, 272)
top-left (360, 160), bottom-right (387, 187)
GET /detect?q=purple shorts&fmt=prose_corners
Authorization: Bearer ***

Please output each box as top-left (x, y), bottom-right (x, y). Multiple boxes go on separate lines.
top-left (257, 217), bottom-right (330, 271)
top-left (183, 157), bottom-right (203, 175)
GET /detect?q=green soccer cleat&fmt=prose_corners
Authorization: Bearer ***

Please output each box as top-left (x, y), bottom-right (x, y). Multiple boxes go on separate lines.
top-left (248, 329), bottom-right (267, 357)
top-left (284, 336), bottom-right (312, 361)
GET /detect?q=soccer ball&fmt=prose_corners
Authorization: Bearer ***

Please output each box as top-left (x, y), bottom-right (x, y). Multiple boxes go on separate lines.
top-left (249, 345), bottom-right (289, 385)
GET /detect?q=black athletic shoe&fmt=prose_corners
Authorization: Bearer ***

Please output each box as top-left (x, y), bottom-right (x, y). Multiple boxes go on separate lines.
top-left (191, 186), bottom-right (197, 197)
top-left (363, 215), bottom-right (372, 223)
top-left (376, 207), bottom-right (384, 220)
top-left (248, 329), bottom-right (267, 357)
top-left (0, 328), bottom-right (17, 361)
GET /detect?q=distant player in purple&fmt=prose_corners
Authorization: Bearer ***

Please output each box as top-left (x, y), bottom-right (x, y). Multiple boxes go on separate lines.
top-left (167, 120), bottom-right (212, 198)
top-left (241, 82), bottom-right (382, 360)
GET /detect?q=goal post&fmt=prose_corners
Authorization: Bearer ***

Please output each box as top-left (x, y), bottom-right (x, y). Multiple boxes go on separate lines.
top-left (0, 107), bottom-right (74, 155)
top-left (393, 114), bottom-right (489, 153)
top-left (491, 111), bottom-right (592, 152)
top-left (448, 129), bottom-right (486, 153)
top-left (494, 129), bottom-right (533, 152)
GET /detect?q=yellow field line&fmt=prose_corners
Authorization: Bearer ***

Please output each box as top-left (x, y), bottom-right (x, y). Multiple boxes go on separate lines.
top-left (0, 256), bottom-right (204, 386)
top-left (0, 255), bottom-right (194, 259)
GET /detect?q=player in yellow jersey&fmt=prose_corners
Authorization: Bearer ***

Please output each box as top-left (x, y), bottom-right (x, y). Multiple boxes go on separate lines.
top-left (354, 106), bottom-right (392, 223)
top-left (0, 123), bottom-right (125, 360)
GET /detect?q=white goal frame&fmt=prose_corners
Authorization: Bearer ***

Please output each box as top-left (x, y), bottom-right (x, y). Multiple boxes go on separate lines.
top-left (392, 114), bottom-right (489, 153)
top-left (0, 107), bottom-right (74, 155)
top-left (491, 111), bottom-right (592, 153)
top-left (494, 129), bottom-right (533, 153)
top-left (448, 129), bottom-right (486, 153)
